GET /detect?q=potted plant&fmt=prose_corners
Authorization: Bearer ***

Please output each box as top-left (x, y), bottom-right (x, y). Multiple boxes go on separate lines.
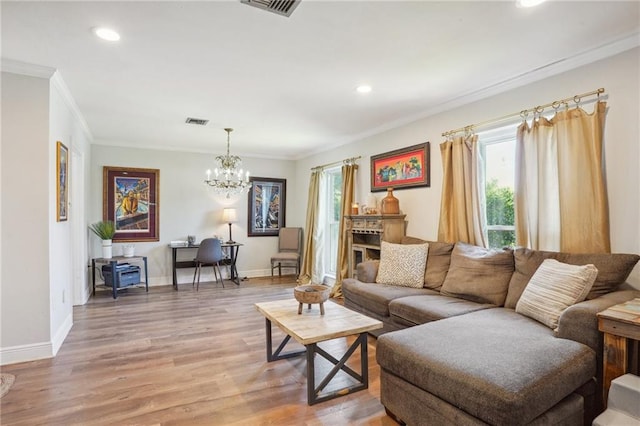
top-left (89, 220), bottom-right (116, 259)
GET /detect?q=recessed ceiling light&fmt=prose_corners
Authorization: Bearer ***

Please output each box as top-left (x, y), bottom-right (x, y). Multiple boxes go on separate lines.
top-left (516, 0), bottom-right (546, 8)
top-left (93, 27), bottom-right (121, 41)
top-left (356, 85), bottom-right (372, 94)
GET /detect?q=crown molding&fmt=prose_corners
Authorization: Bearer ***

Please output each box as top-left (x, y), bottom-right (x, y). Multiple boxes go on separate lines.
top-left (1, 58), bottom-right (55, 78)
top-left (1, 59), bottom-right (93, 141)
top-left (51, 72), bottom-right (94, 141)
top-left (306, 31), bottom-right (640, 158)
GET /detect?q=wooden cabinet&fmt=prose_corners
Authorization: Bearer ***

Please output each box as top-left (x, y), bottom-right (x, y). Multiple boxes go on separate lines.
top-left (346, 214), bottom-right (406, 278)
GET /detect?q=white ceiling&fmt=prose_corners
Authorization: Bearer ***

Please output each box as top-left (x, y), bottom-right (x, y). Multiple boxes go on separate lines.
top-left (2, 1), bottom-right (639, 159)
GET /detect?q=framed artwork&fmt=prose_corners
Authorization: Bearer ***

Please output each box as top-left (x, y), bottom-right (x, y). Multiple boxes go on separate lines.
top-left (103, 166), bottom-right (159, 242)
top-left (247, 177), bottom-right (286, 237)
top-left (370, 142), bottom-right (430, 192)
top-left (56, 141), bottom-right (69, 222)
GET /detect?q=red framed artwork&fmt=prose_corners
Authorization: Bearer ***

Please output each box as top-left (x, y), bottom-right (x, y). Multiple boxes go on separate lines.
top-left (103, 166), bottom-right (159, 242)
top-left (370, 142), bottom-right (430, 192)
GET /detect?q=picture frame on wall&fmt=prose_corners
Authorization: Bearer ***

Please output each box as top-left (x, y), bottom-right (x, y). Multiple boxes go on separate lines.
top-left (370, 142), bottom-right (430, 192)
top-left (103, 166), bottom-right (160, 242)
top-left (56, 141), bottom-right (69, 222)
top-left (247, 177), bottom-right (286, 237)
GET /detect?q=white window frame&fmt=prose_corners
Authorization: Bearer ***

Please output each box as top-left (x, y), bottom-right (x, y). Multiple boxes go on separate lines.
top-left (322, 166), bottom-right (342, 279)
top-left (478, 124), bottom-right (518, 247)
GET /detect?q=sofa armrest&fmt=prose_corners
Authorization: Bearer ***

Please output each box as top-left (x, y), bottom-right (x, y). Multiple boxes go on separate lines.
top-left (557, 289), bottom-right (640, 351)
top-left (356, 260), bottom-right (380, 283)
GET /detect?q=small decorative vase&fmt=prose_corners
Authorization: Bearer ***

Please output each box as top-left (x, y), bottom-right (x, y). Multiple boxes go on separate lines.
top-left (102, 239), bottom-right (113, 259)
top-left (381, 188), bottom-right (400, 215)
top-left (123, 244), bottom-right (135, 258)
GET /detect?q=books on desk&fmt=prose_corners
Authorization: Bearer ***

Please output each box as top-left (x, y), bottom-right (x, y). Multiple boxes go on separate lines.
top-left (170, 240), bottom-right (189, 247)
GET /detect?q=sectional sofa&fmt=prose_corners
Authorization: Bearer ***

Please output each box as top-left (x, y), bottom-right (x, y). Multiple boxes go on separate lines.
top-left (342, 238), bottom-right (640, 426)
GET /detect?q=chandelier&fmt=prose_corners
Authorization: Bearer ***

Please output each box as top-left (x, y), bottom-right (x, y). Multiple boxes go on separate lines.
top-left (204, 128), bottom-right (252, 198)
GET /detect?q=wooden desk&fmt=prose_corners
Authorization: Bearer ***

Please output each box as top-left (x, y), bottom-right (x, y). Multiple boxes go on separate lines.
top-left (255, 298), bottom-right (382, 405)
top-left (597, 298), bottom-right (640, 407)
top-left (91, 255), bottom-right (149, 299)
top-left (169, 242), bottom-right (242, 289)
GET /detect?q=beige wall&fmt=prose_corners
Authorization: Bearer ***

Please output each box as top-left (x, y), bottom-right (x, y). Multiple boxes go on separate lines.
top-left (1, 72), bottom-right (52, 361)
top-left (294, 47), bottom-right (640, 288)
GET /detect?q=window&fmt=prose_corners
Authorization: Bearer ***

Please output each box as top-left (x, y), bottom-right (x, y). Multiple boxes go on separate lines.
top-left (322, 167), bottom-right (342, 277)
top-left (479, 126), bottom-right (516, 248)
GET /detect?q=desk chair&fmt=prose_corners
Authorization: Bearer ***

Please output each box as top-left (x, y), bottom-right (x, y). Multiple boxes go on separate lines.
top-left (193, 238), bottom-right (225, 290)
top-left (271, 227), bottom-right (303, 277)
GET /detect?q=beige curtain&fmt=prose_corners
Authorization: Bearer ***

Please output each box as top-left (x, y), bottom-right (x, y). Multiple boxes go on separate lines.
top-left (515, 101), bottom-right (610, 253)
top-left (298, 170), bottom-right (322, 283)
top-left (438, 134), bottom-right (487, 247)
top-left (331, 163), bottom-right (358, 298)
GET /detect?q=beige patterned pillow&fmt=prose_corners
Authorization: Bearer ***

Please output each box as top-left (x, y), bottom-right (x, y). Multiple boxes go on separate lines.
top-left (376, 241), bottom-right (429, 288)
top-left (516, 259), bottom-right (597, 330)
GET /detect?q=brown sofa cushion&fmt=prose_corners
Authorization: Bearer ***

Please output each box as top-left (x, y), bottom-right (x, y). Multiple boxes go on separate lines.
top-left (341, 278), bottom-right (437, 317)
top-left (440, 242), bottom-right (514, 306)
top-left (389, 294), bottom-right (494, 326)
top-left (377, 308), bottom-right (596, 425)
top-left (401, 237), bottom-right (454, 290)
top-left (505, 248), bottom-right (640, 309)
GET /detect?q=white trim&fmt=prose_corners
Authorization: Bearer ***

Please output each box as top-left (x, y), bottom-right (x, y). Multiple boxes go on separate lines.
top-left (0, 341), bottom-right (53, 366)
top-left (1, 58), bottom-right (55, 78)
top-left (51, 72), bottom-right (94, 141)
top-left (51, 313), bottom-right (73, 356)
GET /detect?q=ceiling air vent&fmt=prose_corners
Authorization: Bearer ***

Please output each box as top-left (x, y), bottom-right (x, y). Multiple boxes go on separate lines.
top-left (185, 117), bottom-right (209, 126)
top-left (240, 0), bottom-right (301, 17)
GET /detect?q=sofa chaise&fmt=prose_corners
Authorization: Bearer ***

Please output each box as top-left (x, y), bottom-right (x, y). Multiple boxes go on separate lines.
top-left (342, 238), bottom-right (640, 425)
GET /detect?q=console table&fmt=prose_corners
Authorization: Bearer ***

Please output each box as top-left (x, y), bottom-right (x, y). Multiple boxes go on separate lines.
top-left (91, 255), bottom-right (149, 299)
top-left (346, 214), bottom-right (406, 277)
top-left (169, 242), bottom-right (242, 289)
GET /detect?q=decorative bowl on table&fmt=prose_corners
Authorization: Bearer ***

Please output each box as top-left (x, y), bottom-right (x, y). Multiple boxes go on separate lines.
top-left (294, 284), bottom-right (330, 315)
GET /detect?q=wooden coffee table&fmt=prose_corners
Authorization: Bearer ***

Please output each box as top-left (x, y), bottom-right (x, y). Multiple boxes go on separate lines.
top-left (255, 298), bottom-right (382, 405)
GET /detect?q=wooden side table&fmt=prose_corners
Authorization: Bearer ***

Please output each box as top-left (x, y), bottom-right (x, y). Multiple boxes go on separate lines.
top-left (596, 298), bottom-right (640, 407)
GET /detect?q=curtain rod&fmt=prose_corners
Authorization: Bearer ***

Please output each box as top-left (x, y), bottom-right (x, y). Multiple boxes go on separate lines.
top-left (441, 88), bottom-right (605, 137)
top-left (311, 156), bottom-right (361, 171)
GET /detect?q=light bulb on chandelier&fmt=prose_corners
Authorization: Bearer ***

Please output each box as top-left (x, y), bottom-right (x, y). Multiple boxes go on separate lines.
top-left (204, 128), bottom-right (252, 198)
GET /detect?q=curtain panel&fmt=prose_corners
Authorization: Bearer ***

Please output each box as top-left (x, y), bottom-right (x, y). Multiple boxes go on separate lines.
top-left (298, 170), bottom-right (322, 283)
top-left (515, 101), bottom-right (610, 253)
top-left (331, 163), bottom-right (358, 298)
top-left (438, 135), bottom-right (487, 247)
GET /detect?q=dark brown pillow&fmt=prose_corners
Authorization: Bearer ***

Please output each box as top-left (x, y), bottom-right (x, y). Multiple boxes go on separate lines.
top-left (504, 248), bottom-right (640, 308)
top-left (440, 242), bottom-right (514, 306)
top-left (401, 237), bottom-right (454, 290)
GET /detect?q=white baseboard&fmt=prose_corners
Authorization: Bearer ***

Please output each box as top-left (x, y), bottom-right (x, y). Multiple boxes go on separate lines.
top-left (0, 341), bottom-right (53, 366)
top-left (52, 313), bottom-right (73, 356)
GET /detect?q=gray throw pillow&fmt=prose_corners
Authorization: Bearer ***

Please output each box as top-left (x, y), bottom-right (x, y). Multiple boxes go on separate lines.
top-left (440, 242), bottom-right (514, 306)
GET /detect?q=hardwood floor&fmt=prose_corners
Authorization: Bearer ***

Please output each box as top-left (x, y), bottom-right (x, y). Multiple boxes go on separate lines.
top-left (0, 277), bottom-right (396, 425)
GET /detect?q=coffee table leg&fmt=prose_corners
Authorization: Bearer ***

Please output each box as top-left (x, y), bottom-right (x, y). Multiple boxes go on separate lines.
top-left (306, 332), bottom-right (370, 405)
top-left (265, 318), bottom-right (305, 362)
top-left (307, 342), bottom-right (316, 404)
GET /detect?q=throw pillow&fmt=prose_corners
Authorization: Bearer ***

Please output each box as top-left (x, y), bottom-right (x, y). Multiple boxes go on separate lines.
top-left (376, 241), bottom-right (429, 288)
top-left (440, 242), bottom-right (514, 306)
top-left (515, 259), bottom-right (597, 330)
top-left (401, 237), bottom-right (455, 290)
top-left (504, 248), bottom-right (640, 308)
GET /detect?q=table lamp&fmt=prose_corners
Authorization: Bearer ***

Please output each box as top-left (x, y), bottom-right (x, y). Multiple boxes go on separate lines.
top-left (222, 207), bottom-right (237, 244)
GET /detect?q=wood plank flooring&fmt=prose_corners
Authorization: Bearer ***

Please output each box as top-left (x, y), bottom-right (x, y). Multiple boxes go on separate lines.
top-left (0, 277), bottom-right (396, 425)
